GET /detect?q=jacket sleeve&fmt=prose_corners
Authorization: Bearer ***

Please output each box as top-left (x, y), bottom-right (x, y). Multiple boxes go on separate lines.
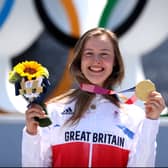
top-left (22, 127), bottom-right (52, 167)
top-left (127, 118), bottom-right (160, 167)
top-left (21, 102), bottom-right (61, 167)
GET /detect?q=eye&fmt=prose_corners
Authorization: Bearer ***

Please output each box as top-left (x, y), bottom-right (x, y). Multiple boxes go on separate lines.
top-left (84, 52), bottom-right (93, 57)
top-left (100, 53), bottom-right (109, 58)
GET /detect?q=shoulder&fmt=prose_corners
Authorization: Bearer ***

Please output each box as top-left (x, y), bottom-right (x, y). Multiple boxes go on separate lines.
top-left (46, 89), bottom-right (75, 104)
top-left (45, 91), bottom-right (76, 118)
top-left (46, 97), bottom-right (76, 113)
top-left (120, 103), bottom-right (145, 124)
top-left (121, 103), bottom-right (144, 113)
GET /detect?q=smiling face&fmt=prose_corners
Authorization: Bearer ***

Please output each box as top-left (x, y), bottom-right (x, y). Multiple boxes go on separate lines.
top-left (81, 35), bottom-right (115, 86)
top-left (70, 28), bottom-right (124, 89)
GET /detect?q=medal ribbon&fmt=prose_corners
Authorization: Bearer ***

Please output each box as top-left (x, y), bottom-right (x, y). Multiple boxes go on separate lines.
top-left (80, 83), bottom-right (137, 104)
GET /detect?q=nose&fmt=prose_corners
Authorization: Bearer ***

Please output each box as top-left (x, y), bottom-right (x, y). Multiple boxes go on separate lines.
top-left (93, 55), bottom-right (101, 63)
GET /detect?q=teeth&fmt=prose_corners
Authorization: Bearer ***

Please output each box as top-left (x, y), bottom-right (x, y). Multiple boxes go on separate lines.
top-left (89, 67), bottom-right (103, 72)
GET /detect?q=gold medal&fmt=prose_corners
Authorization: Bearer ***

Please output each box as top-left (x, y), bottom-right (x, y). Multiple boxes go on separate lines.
top-left (135, 80), bottom-right (156, 101)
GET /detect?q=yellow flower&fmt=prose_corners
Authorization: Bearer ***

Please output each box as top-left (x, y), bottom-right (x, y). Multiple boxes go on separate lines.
top-left (9, 60), bottom-right (49, 83)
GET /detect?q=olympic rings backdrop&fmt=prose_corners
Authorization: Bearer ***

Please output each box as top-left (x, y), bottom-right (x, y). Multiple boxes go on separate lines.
top-left (1, 0), bottom-right (168, 114)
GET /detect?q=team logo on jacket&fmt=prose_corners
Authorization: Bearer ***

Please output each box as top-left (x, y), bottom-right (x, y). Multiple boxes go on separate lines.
top-left (61, 107), bottom-right (73, 115)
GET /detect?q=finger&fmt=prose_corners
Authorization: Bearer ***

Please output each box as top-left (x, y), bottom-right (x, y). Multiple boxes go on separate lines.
top-left (145, 100), bottom-right (165, 110)
top-left (148, 91), bottom-right (165, 100)
top-left (26, 109), bottom-right (45, 120)
top-left (147, 94), bottom-right (165, 107)
top-left (148, 98), bottom-right (164, 106)
top-left (145, 99), bottom-right (162, 107)
top-left (27, 103), bottom-right (43, 110)
top-left (145, 101), bottom-right (165, 115)
top-left (26, 112), bottom-right (43, 120)
top-left (148, 90), bottom-right (160, 96)
top-left (145, 104), bottom-right (158, 112)
top-left (26, 107), bottom-right (45, 115)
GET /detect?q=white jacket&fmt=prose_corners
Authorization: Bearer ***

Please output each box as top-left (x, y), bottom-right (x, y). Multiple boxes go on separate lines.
top-left (22, 95), bottom-right (159, 167)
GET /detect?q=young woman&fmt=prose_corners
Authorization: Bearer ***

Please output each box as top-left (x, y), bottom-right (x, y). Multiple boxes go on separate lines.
top-left (22, 27), bottom-right (166, 167)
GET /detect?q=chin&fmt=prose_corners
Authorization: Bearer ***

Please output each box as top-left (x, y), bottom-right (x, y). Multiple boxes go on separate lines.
top-left (90, 81), bottom-right (103, 86)
top-left (86, 77), bottom-right (104, 86)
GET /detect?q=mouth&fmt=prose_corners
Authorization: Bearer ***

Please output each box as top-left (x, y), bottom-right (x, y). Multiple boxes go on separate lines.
top-left (88, 66), bottom-right (104, 72)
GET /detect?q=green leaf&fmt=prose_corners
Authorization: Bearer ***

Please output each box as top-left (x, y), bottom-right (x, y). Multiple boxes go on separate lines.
top-left (9, 72), bottom-right (22, 84)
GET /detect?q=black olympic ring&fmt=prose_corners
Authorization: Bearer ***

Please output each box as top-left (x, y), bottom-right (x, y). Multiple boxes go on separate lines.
top-left (34, 0), bottom-right (147, 47)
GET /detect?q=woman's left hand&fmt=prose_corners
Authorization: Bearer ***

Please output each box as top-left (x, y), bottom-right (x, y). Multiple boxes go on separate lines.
top-left (145, 91), bottom-right (166, 120)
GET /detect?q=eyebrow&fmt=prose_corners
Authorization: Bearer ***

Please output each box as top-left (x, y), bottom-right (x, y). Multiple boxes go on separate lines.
top-left (83, 48), bottom-right (112, 52)
top-left (101, 49), bottom-right (113, 52)
top-left (83, 49), bottom-right (92, 51)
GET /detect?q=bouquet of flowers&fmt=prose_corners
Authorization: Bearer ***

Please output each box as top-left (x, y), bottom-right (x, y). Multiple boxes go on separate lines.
top-left (9, 60), bottom-right (52, 127)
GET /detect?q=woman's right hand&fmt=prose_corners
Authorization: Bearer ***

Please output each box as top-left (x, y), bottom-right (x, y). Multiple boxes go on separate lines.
top-left (25, 103), bottom-right (46, 135)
